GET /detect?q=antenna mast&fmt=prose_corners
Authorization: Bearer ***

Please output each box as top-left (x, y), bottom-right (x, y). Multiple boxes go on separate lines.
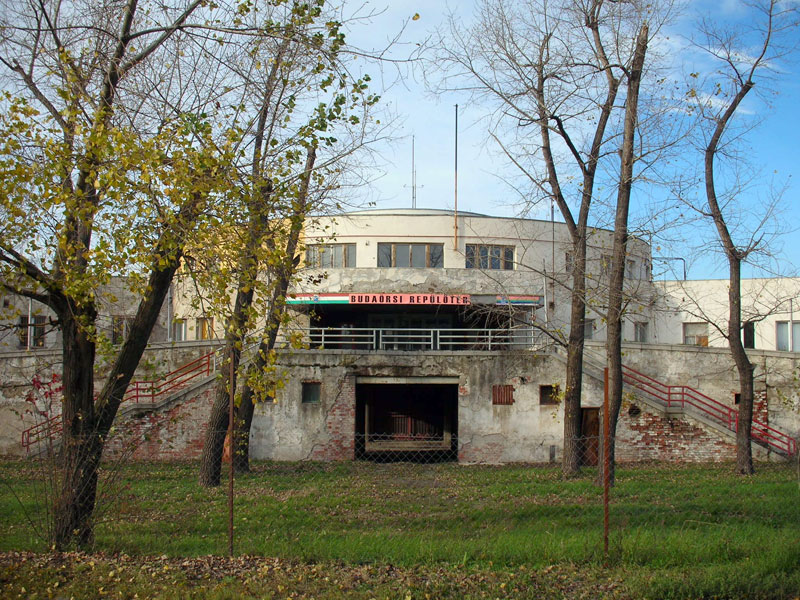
top-left (412, 135), bottom-right (416, 209)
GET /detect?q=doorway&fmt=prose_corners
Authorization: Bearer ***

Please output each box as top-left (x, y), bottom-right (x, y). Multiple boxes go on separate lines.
top-left (355, 382), bottom-right (458, 460)
top-left (579, 407), bottom-right (600, 466)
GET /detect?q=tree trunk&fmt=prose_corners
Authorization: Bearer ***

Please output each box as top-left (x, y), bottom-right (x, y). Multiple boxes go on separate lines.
top-left (601, 23), bottom-right (648, 486)
top-left (233, 148), bottom-right (316, 473)
top-left (562, 235), bottom-right (586, 477)
top-left (702, 65), bottom-right (758, 474)
top-left (53, 308), bottom-right (98, 549)
top-left (198, 215), bottom-right (265, 487)
top-left (729, 258), bottom-right (755, 474)
top-left (198, 347), bottom-right (236, 488)
top-left (232, 362), bottom-right (259, 474)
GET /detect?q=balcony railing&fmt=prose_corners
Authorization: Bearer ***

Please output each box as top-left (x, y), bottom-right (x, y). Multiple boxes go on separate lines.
top-left (300, 327), bottom-right (548, 352)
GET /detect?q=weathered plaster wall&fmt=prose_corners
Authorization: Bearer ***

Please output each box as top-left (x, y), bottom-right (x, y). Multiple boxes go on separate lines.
top-left (250, 350), bottom-right (569, 463)
top-left (4, 339), bottom-right (797, 462)
top-left (104, 379), bottom-right (216, 461)
top-left (587, 341), bottom-right (800, 441)
top-left (0, 341), bottom-right (221, 457)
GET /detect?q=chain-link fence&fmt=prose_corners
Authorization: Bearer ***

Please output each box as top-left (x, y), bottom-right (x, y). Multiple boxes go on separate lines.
top-left (4, 430), bottom-right (798, 570)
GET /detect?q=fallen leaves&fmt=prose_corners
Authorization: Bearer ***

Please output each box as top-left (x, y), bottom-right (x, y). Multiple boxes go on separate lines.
top-left (0, 551), bottom-right (631, 600)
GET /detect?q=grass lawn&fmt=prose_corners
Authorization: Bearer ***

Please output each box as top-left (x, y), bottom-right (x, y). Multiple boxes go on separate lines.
top-left (1, 460), bottom-right (799, 599)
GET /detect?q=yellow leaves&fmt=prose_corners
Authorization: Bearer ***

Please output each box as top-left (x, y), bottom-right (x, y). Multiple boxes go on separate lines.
top-left (412, 13), bottom-right (420, 21)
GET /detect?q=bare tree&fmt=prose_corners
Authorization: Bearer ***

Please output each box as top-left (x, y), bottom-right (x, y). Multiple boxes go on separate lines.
top-left (604, 21), bottom-right (649, 485)
top-left (433, 0), bottom-right (666, 475)
top-left (689, 0), bottom-right (799, 474)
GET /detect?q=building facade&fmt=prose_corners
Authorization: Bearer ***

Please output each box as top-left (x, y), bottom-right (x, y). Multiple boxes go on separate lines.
top-left (2, 209), bottom-right (798, 460)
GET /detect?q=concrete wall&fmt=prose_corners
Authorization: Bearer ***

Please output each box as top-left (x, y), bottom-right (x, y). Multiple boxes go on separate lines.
top-left (588, 340), bottom-right (800, 442)
top-left (248, 346), bottom-right (768, 464)
top-left (104, 379), bottom-right (216, 461)
top-left (249, 350), bottom-right (572, 463)
top-left (4, 340), bottom-right (798, 462)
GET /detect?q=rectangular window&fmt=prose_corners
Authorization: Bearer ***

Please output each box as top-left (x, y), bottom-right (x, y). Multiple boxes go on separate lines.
top-left (492, 384), bottom-right (514, 406)
top-left (410, 243), bottom-right (426, 268)
top-left (465, 244), bottom-right (514, 270)
top-left (626, 259), bottom-right (637, 278)
top-left (17, 316), bottom-right (28, 348)
top-left (302, 381), bottom-right (321, 404)
top-left (18, 315), bottom-right (46, 348)
top-left (565, 252), bottom-right (573, 273)
top-left (378, 243), bottom-right (392, 267)
top-left (376, 243), bottom-right (444, 268)
top-left (584, 318), bottom-right (595, 340)
top-left (742, 321), bottom-right (755, 349)
top-left (634, 321), bottom-right (648, 343)
top-left (111, 316), bottom-right (132, 346)
top-left (172, 318), bottom-right (187, 342)
top-left (776, 321), bottom-right (800, 351)
top-left (683, 322), bottom-right (709, 346)
top-left (196, 317), bottom-right (214, 341)
top-left (540, 384), bottom-right (560, 405)
top-left (466, 245), bottom-right (476, 268)
top-left (306, 243), bottom-right (356, 268)
top-left (601, 254), bottom-right (613, 276)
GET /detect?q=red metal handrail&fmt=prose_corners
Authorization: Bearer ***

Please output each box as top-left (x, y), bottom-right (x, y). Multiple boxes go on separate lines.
top-left (622, 364), bottom-right (796, 456)
top-left (20, 414), bottom-right (62, 449)
top-left (21, 351), bottom-right (215, 450)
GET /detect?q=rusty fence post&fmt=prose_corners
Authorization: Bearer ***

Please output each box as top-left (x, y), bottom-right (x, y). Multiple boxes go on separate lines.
top-left (603, 367), bottom-right (610, 561)
top-left (228, 357), bottom-right (234, 557)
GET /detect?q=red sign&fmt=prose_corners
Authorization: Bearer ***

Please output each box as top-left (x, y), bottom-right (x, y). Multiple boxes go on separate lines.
top-left (349, 293), bottom-right (470, 305)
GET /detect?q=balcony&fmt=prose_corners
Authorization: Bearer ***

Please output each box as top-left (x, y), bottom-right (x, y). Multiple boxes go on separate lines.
top-left (297, 327), bottom-right (548, 352)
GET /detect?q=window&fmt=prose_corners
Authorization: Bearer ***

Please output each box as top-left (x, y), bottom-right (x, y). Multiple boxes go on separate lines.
top-left (634, 321), bottom-right (648, 343)
top-left (776, 321), bottom-right (800, 351)
top-left (600, 254), bottom-right (613, 276)
top-left (540, 384), bottom-right (560, 406)
top-left (377, 243), bottom-right (443, 268)
top-left (306, 243), bottom-right (356, 268)
top-left (742, 321), bottom-right (755, 349)
top-left (196, 317), bottom-right (214, 340)
top-left (565, 252), bottom-right (574, 273)
top-left (584, 318), bottom-right (595, 340)
top-left (626, 259), bottom-right (636, 278)
top-left (465, 244), bottom-right (514, 270)
top-left (18, 315), bottom-right (46, 348)
top-left (302, 381), bottom-right (321, 404)
top-left (683, 322), bottom-right (709, 346)
top-left (111, 316), bottom-right (133, 345)
top-left (172, 318), bottom-right (187, 342)
top-left (492, 384), bottom-right (514, 405)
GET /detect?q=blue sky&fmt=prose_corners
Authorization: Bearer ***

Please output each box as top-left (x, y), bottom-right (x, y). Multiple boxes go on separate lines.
top-left (344, 1), bottom-right (800, 280)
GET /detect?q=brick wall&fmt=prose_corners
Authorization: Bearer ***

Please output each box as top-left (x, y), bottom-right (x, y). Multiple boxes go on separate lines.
top-left (616, 402), bottom-right (736, 462)
top-left (309, 374), bottom-right (356, 461)
top-left (104, 384), bottom-right (215, 461)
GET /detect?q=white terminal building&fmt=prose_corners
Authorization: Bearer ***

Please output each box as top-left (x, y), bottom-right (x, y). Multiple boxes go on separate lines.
top-left (2, 208), bottom-right (799, 461)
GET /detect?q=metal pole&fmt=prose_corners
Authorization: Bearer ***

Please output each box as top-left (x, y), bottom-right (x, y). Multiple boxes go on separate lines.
top-left (603, 367), bottom-right (610, 561)
top-left (228, 357), bottom-right (234, 557)
top-left (412, 135), bottom-right (416, 209)
top-left (453, 104), bottom-right (458, 250)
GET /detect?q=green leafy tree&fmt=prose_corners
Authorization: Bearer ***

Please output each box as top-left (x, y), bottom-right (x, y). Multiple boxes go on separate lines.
top-left (195, 1), bottom-right (385, 485)
top-left (0, 0), bottom-right (269, 548)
